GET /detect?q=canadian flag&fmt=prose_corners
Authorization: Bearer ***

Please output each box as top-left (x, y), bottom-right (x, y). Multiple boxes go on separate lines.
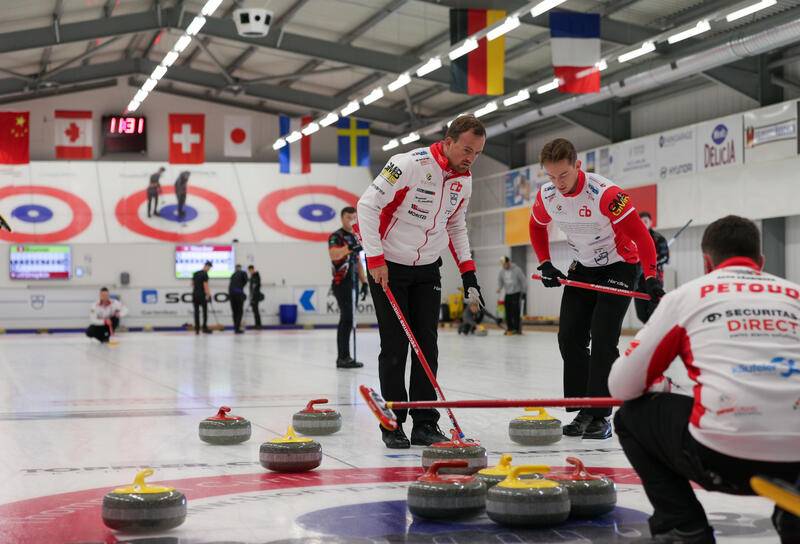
top-left (169, 113), bottom-right (204, 164)
top-left (224, 115), bottom-right (251, 158)
top-left (54, 110), bottom-right (92, 159)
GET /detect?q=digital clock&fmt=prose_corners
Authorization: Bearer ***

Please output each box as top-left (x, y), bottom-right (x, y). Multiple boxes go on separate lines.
top-left (102, 115), bottom-right (147, 154)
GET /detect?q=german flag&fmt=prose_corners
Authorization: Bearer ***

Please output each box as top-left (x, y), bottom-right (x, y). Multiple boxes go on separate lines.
top-left (450, 9), bottom-right (505, 95)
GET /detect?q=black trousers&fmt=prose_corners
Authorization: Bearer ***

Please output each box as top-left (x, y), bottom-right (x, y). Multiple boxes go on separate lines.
top-left (147, 192), bottom-right (159, 217)
top-left (193, 297), bottom-right (207, 330)
top-left (250, 299), bottom-right (262, 328)
top-left (85, 317), bottom-right (119, 343)
top-left (615, 394), bottom-right (800, 541)
top-left (332, 280), bottom-right (354, 359)
top-left (504, 292), bottom-right (522, 333)
top-left (634, 272), bottom-right (661, 324)
top-left (558, 260), bottom-right (637, 417)
top-left (230, 292), bottom-right (245, 331)
top-left (369, 260), bottom-right (441, 425)
top-left (177, 192), bottom-right (187, 217)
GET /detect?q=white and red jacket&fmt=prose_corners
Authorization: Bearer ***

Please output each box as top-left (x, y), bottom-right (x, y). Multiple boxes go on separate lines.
top-left (89, 299), bottom-right (127, 326)
top-left (357, 142), bottom-right (475, 273)
top-left (609, 258), bottom-right (800, 462)
top-left (529, 171), bottom-right (657, 276)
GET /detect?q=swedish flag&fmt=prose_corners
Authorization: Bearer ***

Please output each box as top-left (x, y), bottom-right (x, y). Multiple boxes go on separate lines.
top-left (337, 118), bottom-right (370, 167)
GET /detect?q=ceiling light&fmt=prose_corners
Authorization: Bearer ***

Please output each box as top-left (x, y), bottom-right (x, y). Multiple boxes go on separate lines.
top-left (161, 51), bottom-right (179, 68)
top-left (186, 15), bottom-right (206, 36)
top-left (667, 20), bottom-right (711, 44)
top-left (273, 138), bottom-right (287, 150)
top-left (363, 87), bottom-right (384, 105)
top-left (126, 100), bottom-right (140, 112)
top-left (301, 122), bottom-right (319, 136)
top-left (448, 38), bottom-right (478, 61)
top-left (173, 35), bottom-right (192, 53)
top-left (133, 89), bottom-right (149, 103)
top-left (537, 78), bottom-right (560, 94)
top-left (319, 112), bottom-right (339, 127)
top-left (474, 101), bottom-right (498, 118)
top-left (416, 57), bottom-right (442, 77)
top-left (487, 16), bottom-right (520, 41)
top-left (387, 73), bottom-right (411, 92)
top-left (503, 89), bottom-right (530, 107)
top-left (726, 0), bottom-right (777, 22)
top-left (341, 101), bottom-right (360, 117)
top-left (596, 59), bottom-right (608, 71)
top-left (400, 133), bottom-right (420, 145)
top-left (530, 0), bottom-right (567, 18)
top-left (382, 139), bottom-right (399, 151)
top-left (201, 0), bottom-right (224, 16)
top-left (285, 131), bottom-right (302, 143)
top-left (141, 78), bottom-right (158, 92)
top-left (151, 65), bottom-right (168, 81)
top-left (617, 41), bottom-right (656, 63)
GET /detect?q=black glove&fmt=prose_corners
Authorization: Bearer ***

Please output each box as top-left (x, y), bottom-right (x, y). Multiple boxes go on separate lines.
top-left (461, 271), bottom-right (485, 307)
top-left (537, 262), bottom-right (566, 288)
top-left (359, 282), bottom-right (368, 301)
top-left (644, 276), bottom-right (665, 305)
top-left (348, 241), bottom-right (363, 254)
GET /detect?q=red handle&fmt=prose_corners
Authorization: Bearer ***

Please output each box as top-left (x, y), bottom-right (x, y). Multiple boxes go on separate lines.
top-left (531, 274), bottom-right (651, 301)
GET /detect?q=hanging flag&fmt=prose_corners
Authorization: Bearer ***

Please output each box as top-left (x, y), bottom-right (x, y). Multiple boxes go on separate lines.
top-left (224, 115), bottom-right (252, 158)
top-left (0, 111), bottom-right (29, 164)
top-left (278, 115), bottom-right (311, 174)
top-left (550, 12), bottom-right (601, 94)
top-left (168, 113), bottom-right (204, 164)
top-left (450, 9), bottom-right (505, 95)
top-left (54, 110), bottom-right (93, 159)
top-left (337, 118), bottom-right (370, 167)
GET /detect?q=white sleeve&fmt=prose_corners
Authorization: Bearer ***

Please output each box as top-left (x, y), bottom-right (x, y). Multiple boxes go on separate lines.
top-left (356, 153), bottom-right (413, 269)
top-left (446, 193), bottom-right (475, 274)
top-left (89, 304), bottom-right (104, 325)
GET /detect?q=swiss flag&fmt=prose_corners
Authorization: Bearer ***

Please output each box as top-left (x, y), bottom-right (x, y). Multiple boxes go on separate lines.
top-left (169, 113), bottom-right (204, 164)
top-left (224, 115), bottom-right (251, 158)
top-left (54, 110), bottom-right (93, 159)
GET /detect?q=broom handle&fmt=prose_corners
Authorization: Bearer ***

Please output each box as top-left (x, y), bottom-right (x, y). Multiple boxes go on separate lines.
top-left (385, 397), bottom-right (622, 410)
top-left (531, 274), bottom-right (651, 301)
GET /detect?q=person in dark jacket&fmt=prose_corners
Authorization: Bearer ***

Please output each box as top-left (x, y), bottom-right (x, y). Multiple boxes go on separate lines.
top-left (148, 167), bottom-right (164, 217)
top-left (174, 171), bottom-right (190, 218)
top-left (192, 261), bottom-right (213, 335)
top-left (228, 264), bottom-right (248, 333)
top-left (635, 212), bottom-right (670, 324)
top-left (248, 264), bottom-right (263, 329)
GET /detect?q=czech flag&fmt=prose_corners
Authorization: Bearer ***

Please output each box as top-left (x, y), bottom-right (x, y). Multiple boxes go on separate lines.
top-left (550, 12), bottom-right (601, 94)
top-left (337, 118), bottom-right (370, 167)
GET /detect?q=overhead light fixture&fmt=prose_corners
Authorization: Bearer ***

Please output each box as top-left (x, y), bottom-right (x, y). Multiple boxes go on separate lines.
top-left (487, 16), bottom-right (520, 41)
top-left (133, 89), bottom-right (149, 103)
top-left (301, 122), bottom-right (320, 136)
top-left (576, 59), bottom-right (608, 79)
top-left (448, 38), bottom-right (478, 61)
top-left (363, 87), bottom-right (384, 105)
top-left (617, 41), bottom-right (656, 63)
top-left (201, 0), bottom-right (224, 16)
top-left (126, 100), bottom-right (140, 112)
top-left (596, 59), bottom-right (608, 71)
top-left (387, 73), bottom-right (411, 92)
top-left (173, 35), bottom-right (193, 53)
top-left (537, 78), bottom-right (560, 94)
top-left (186, 15), bottom-right (206, 36)
top-left (416, 57), bottom-right (442, 77)
top-left (285, 131), bottom-right (302, 143)
top-left (667, 20), bottom-right (711, 44)
top-left (401, 133), bottom-right (420, 145)
top-left (503, 89), bottom-right (530, 107)
top-left (141, 78), bottom-right (158, 92)
top-left (273, 138), bottom-right (287, 150)
top-left (382, 139), bottom-right (400, 151)
top-left (161, 51), bottom-right (179, 68)
top-left (319, 112), bottom-right (339, 127)
top-left (726, 0), bottom-right (776, 22)
top-left (341, 100), bottom-right (360, 117)
top-left (151, 65), bottom-right (168, 81)
top-left (474, 101), bottom-right (498, 118)
top-left (530, 0), bottom-right (567, 18)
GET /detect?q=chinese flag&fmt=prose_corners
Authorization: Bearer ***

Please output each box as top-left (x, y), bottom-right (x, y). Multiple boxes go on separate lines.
top-left (0, 112), bottom-right (30, 164)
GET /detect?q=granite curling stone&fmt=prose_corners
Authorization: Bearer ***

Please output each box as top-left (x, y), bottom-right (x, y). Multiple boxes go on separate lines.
top-left (476, 454), bottom-right (541, 489)
top-left (102, 468), bottom-right (187, 532)
top-left (508, 407), bottom-right (562, 446)
top-left (292, 398), bottom-right (342, 436)
top-left (549, 456), bottom-right (617, 518)
top-left (259, 425), bottom-right (322, 472)
top-left (199, 405), bottom-right (251, 445)
top-left (421, 429), bottom-right (488, 475)
top-left (407, 460), bottom-right (487, 519)
top-left (486, 465), bottom-right (570, 527)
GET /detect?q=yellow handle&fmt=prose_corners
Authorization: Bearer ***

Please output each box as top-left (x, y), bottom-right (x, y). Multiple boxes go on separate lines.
top-left (751, 476), bottom-right (800, 516)
top-left (270, 425), bottom-right (313, 444)
top-left (509, 465), bottom-right (550, 480)
top-left (133, 468), bottom-right (155, 487)
top-left (497, 454), bottom-right (513, 469)
top-left (112, 468), bottom-right (175, 494)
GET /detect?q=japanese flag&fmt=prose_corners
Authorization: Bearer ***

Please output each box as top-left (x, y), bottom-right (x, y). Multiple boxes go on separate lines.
top-left (54, 110), bottom-right (92, 159)
top-left (224, 115), bottom-right (252, 158)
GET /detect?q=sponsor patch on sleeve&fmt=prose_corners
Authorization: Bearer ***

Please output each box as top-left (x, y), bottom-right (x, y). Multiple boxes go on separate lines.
top-left (380, 161), bottom-right (403, 185)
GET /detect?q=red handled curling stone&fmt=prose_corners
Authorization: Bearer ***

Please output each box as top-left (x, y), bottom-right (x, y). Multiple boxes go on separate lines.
top-left (549, 456), bottom-right (617, 518)
top-left (292, 398), bottom-right (342, 436)
top-left (421, 429), bottom-right (487, 475)
top-left (476, 454), bottom-right (541, 489)
top-left (102, 469), bottom-right (186, 532)
top-left (407, 460), bottom-right (487, 519)
top-left (508, 407), bottom-right (562, 446)
top-left (486, 465), bottom-right (570, 527)
top-left (259, 426), bottom-right (322, 472)
top-left (198, 406), bottom-right (251, 445)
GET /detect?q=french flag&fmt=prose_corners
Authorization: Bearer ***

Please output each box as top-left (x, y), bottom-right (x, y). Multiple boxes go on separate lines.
top-left (279, 115), bottom-right (312, 174)
top-left (550, 12), bottom-right (601, 94)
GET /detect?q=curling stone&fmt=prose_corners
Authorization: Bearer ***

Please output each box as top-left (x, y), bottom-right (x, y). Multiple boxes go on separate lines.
top-left (486, 465), bottom-right (570, 527)
top-left (292, 398), bottom-right (342, 436)
top-left (476, 454), bottom-right (541, 489)
top-left (421, 429), bottom-right (488, 475)
top-left (508, 407), bottom-right (562, 446)
top-left (198, 406), bottom-right (251, 445)
top-left (549, 456), bottom-right (617, 517)
top-left (102, 468), bottom-right (186, 532)
top-left (475, 325), bottom-right (488, 337)
top-left (259, 425), bottom-right (322, 472)
top-left (407, 460), bottom-right (487, 519)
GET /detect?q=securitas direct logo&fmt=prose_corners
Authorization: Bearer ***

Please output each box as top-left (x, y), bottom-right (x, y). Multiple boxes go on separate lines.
top-left (712, 124), bottom-right (728, 145)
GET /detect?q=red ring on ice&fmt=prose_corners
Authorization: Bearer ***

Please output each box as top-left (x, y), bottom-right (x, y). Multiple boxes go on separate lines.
top-left (0, 185), bottom-right (92, 242)
top-left (258, 185), bottom-right (359, 242)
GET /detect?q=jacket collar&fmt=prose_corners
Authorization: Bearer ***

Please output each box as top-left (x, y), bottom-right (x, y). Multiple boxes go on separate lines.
top-left (714, 257), bottom-right (762, 271)
top-left (562, 170), bottom-right (586, 198)
top-left (429, 141), bottom-right (471, 179)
